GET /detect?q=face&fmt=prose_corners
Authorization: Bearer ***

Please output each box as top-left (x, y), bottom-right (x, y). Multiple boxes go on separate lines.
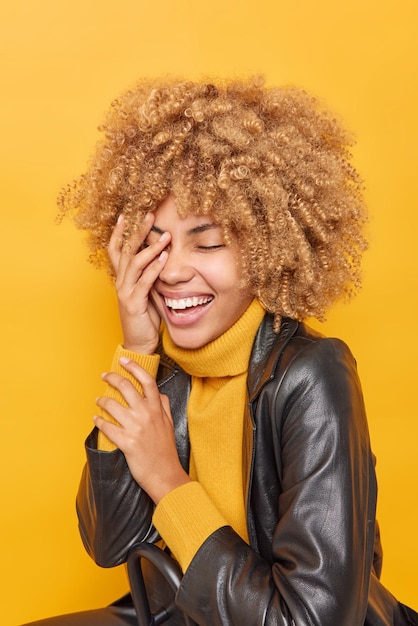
top-left (148, 195), bottom-right (253, 349)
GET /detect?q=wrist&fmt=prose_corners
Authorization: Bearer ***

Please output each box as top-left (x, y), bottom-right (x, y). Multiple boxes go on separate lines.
top-left (149, 473), bottom-right (192, 506)
top-left (122, 340), bottom-right (158, 355)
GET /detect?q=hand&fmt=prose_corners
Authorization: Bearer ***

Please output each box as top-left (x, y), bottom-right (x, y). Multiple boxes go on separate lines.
top-left (94, 357), bottom-right (191, 504)
top-left (108, 214), bottom-right (171, 355)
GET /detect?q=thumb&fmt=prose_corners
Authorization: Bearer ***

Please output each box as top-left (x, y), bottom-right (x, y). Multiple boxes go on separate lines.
top-left (160, 394), bottom-right (173, 423)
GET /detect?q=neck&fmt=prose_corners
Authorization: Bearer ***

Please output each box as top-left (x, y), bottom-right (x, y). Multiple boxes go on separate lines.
top-left (162, 299), bottom-right (266, 378)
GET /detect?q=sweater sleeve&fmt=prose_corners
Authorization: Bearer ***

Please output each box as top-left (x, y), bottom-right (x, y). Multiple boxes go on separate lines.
top-left (153, 481), bottom-right (229, 572)
top-left (98, 345), bottom-right (160, 451)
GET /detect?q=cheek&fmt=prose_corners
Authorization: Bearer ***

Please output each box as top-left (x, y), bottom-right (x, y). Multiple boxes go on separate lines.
top-left (204, 267), bottom-right (240, 294)
top-left (149, 289), bottom-right (164, 312)
top-left (205, 251), bottom-right (245, 290)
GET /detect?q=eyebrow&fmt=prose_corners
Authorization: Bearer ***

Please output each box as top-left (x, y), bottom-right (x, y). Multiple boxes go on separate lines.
top-left (151, 223), bottom-right (220, 236)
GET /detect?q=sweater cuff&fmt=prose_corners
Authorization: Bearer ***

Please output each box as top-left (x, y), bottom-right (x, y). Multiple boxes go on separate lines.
top-left (111, 344), bottom-right (161, 379)
top-left (97, 345), bottom-right (160, 451)
top-left (152, 481), bottom-right (228, 572)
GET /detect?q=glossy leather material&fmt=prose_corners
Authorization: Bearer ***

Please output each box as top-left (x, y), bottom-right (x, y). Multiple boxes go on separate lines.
top-left (20, 594), bottom-right (138, 625)
top-left (76, 315), bottom-right (414, 625)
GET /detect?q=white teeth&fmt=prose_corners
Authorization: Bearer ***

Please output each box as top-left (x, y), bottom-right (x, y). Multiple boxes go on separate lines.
top-left (165, 296), bottom-right (212, 310)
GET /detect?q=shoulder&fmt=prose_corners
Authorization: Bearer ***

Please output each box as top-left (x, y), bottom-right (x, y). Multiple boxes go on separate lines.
top-left (252, 318), bottom-right (368, 448)
top-left (283, 322), bottom-right (357, 378)
top-left (249, 315), bottom-right (359, 400)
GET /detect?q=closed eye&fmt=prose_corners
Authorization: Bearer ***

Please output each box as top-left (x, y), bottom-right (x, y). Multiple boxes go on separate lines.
top-left (197, 245), bottom-right (225, 251)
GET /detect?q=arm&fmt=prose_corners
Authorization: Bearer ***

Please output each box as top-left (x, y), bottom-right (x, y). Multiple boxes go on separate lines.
top-left (76, 346), bottom-right (162, 567)
top-left (172, 338), bottom-right (376, 625)
top-left (76, 428), bottom-right (158, 567)
top-left (76, 353), bottom-right (192, 568)
top-left (76, 213), bottom-right (183, 566)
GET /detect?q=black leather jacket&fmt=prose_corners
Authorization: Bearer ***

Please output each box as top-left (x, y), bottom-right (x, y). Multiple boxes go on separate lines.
top-left (77, 316), bottom-right (401, 625)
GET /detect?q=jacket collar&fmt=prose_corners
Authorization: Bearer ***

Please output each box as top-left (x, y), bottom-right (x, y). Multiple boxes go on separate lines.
top-left (247, 315), bottom-right (299, 401)
top-left (158, 314), bottom-right (300, 401)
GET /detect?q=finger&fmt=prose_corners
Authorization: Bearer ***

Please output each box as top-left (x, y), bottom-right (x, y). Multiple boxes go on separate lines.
top-left (96, 394), bottom-right (133, 423)
top-left (118, 232), bottom-right (170, 293)
top-left (93, 415), bottom-right (125, 448)
top-left (108, 214), bottom-right (127, 274)
top-left (109, 212), bottom-right (154, 278)
top-left (118, 358), bottom-right (162, 405)
top-left (160, 394), bottom-right (174, 424)
top-left (100, 371), bottom-right (145, 408)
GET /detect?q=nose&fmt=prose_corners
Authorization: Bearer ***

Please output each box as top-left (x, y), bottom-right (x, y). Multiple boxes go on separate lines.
top-left (158, 245), bottom-right (195, 285)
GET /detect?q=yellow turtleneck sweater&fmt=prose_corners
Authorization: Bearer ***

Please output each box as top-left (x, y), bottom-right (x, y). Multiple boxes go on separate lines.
top-left (98, 299), bottom-right (265, 572)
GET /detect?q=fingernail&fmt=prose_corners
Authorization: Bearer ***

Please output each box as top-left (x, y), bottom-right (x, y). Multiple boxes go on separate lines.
top-left (159, 231), bottom-right (170, 242)
top-left (117, 214), bottom-right (123, 224)
top-left (159, 250), bottom-right (168, 262)
top-left (100, 372), bottom-right (108, 379)
top-left (120, 356), bottom-right (130, 365)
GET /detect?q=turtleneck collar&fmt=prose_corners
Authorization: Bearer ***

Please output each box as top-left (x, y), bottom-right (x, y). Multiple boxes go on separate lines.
top-left (162, 299), bottom-right (265, 378)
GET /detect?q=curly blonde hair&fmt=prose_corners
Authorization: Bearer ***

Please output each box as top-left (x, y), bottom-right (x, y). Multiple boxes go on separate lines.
top-left (58, 76), bottom-right (367, 329)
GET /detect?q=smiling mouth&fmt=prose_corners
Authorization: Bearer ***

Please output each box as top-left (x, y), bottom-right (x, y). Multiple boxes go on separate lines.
top-left (164, 296), bottom-right (213, 315)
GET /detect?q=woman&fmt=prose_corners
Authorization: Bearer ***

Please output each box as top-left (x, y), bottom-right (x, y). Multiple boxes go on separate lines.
top-left (26, 78), bottom-right (417, 625)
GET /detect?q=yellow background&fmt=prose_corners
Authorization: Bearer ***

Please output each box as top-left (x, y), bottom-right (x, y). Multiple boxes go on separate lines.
top-left (1, 0), bottom-right (417, 623)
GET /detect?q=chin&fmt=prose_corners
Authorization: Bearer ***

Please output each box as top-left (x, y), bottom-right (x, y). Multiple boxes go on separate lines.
top-left (171, 336), bottom-right (208, 350)
top-left (165, 326), bottom-right (215, 350)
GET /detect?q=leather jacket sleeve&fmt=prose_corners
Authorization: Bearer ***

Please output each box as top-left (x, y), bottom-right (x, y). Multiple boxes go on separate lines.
top-left (175, 337), bottom-right (377, 625)
top-left (76, 428), bottom-right (158, 567)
